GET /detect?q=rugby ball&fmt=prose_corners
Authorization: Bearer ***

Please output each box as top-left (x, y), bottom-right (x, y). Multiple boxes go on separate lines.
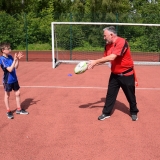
top-left (74, 61), bottom-right (88, 74)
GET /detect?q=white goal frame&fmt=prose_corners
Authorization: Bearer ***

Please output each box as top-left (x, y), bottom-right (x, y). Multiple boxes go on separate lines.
top-left (51, 22), bottom-right (160, 68)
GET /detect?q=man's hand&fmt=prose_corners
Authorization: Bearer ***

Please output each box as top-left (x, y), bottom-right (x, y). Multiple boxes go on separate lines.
top-left (87, 60), bottom-right (97, 69)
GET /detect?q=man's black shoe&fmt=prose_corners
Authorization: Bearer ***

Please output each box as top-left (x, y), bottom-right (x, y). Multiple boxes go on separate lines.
top-left (98, 114), bottom-right (110, 121)
top-left (131, 115), bottom-right (138, 121)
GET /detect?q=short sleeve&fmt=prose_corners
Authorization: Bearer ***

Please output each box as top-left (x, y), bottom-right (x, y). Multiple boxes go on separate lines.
top-left (0, 56), bottom-right (12, 68)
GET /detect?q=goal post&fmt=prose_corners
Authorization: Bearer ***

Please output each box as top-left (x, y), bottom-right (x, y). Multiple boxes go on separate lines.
top-left (51, 22), bottom-right (160, 68)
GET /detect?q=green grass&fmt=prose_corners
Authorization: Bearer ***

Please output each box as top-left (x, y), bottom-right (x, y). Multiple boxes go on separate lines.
top-left (73, 47), bottom-right (103, 52)
top-left (16, 43), bottom-right (52, 50)
top-left (15, 43), bottom-right (159, 53)
top-left (16, 43), bottom-right (103, 51)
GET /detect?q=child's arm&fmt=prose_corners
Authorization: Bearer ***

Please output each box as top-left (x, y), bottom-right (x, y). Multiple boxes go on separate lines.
top-left (15, 52), bottom-right (23, 69)
top-left (6, 53), bottom-right (18, 72)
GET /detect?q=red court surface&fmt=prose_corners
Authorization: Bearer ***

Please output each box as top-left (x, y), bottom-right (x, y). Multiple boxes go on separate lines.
top-left (0, 62), bottom-right (160, 160)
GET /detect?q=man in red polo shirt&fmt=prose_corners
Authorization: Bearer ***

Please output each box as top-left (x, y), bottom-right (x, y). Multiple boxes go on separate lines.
top-left (88, 26), bottom-right (139, 121)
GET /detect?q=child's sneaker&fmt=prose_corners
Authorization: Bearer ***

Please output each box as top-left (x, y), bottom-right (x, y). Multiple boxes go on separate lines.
top-left (16, 109), bottom-right (29, 115)
top-left (7, 111), bottom-right (14, 119)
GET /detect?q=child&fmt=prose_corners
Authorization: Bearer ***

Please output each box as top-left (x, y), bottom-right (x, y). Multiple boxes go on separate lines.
top-left (0, 42), bottom-right (29, 119)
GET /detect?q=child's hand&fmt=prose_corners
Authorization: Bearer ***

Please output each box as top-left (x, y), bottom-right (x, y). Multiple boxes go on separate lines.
top-left (17, 52), bottom-right (24, 60)
top-left (14, 53), bottom-right (18, 60)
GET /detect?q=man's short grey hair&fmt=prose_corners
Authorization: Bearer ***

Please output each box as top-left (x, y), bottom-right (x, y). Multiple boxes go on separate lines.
top-left (103, 26), bottom-right (117, 35)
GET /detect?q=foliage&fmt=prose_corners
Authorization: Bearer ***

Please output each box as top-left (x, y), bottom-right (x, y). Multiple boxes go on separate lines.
top-left (0, 12), bottom-right (24, 49)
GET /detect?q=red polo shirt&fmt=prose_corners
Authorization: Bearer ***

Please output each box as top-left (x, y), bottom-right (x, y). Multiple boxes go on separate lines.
top-left (104, 37), bottom-right (134, 75)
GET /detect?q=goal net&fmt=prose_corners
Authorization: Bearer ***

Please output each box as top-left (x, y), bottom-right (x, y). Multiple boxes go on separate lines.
top-left (51, 22), bottom-right (160, 68)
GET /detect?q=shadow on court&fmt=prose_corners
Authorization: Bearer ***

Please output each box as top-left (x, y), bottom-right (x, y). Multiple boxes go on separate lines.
top-left (11, 98), bottom-right (40, 113)
top-left (21, 98), bottom-right (40, 110)
top-left (79, 98), bottom-right (130, 116)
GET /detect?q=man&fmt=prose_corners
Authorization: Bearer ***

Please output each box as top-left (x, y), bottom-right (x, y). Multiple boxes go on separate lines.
top-left (88, 26), bottom-right (139, 121)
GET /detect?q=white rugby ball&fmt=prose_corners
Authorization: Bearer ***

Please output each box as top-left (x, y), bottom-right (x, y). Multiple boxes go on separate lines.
top-left (74, 61), bottom-right (88, 74)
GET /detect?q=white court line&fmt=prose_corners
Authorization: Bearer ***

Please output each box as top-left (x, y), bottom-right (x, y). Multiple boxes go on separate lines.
top-left (0, 85), bottom-right (160, 90)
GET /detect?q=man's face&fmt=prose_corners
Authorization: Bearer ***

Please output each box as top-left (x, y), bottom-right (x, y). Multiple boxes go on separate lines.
top-left (103, 30), bottom-right (113, 44)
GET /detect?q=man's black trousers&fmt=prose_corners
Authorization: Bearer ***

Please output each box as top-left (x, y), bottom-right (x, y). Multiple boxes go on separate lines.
top-left (103, 73), bottom-right (139, 116)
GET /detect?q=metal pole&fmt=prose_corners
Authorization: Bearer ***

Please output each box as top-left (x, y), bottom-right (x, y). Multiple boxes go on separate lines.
top-left (116, 13), bottom-right (118, 34)
top-left (70, 13), bottom-right (72, 60)
top-left (24, 13), bottom-right (28, 61)
top-left (51, 23), bottom-right (55, 68)
top-left (22, 0), bottom-right (28, 61)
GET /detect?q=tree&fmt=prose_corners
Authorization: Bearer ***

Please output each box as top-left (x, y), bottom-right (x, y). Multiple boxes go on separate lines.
top-left (0, 12), bottom-right (24, 49)
top-left (101, 0), bottom-right (131, 13)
